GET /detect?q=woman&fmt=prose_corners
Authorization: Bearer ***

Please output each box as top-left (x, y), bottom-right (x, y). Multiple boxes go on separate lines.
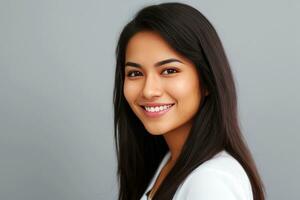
top-left (113, 2), bottom-right (265, 200)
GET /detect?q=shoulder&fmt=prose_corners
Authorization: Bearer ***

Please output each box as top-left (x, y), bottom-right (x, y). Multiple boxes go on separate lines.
top-left (173, 150), bottom-right (253, 200)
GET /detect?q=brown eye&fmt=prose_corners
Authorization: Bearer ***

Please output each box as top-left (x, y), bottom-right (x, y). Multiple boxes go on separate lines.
top-left (127, 71), bottom-right (143, 77)
top-left (161, 68), bottom-right (178, 75)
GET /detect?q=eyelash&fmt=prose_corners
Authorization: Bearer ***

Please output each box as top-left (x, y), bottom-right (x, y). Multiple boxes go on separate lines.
top-left (126, 68), bottom-right (179, 77)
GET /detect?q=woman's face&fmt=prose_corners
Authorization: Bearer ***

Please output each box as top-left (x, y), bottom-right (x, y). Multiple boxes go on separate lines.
top-left (124, 31), bottom-right (202, 135)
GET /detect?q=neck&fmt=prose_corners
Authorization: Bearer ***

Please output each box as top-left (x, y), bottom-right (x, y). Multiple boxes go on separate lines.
top-left (162, 120), bottom-right (193, 164)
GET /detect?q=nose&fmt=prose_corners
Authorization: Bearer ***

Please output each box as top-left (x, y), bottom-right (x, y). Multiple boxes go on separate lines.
top-left (142, 73), bottom-right (163, 100)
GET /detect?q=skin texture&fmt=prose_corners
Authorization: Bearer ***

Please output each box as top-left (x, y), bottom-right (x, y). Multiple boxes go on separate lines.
top-left (124, 31), bottom-right (203, 164)
top-left (124, 31), bottom-right (203, 199)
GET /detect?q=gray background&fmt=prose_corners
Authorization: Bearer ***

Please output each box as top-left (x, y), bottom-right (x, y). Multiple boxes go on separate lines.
top-left (0, 0), bottom-right (299, 199)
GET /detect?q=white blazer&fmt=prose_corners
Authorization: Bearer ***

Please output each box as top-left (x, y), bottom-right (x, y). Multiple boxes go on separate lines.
top-left (140, 150), bottom-right (253, 200)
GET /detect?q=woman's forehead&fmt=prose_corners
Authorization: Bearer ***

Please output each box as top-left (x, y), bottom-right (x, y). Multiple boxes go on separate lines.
top-left (125, 31), bottom-right (190, 66)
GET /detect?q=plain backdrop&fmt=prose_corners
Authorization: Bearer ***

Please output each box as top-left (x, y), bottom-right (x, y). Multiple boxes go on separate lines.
top-left (0, 0), bottom-right (299, 199)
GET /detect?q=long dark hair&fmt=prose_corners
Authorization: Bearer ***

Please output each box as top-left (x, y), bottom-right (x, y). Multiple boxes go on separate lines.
top-left (113, 2), bottom-right (265, 200)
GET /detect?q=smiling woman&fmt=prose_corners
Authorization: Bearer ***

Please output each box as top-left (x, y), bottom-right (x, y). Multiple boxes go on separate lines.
top-left (124, 31), bottom-right (202, 137)
top-left (113, 2), bottom-right (265, 200)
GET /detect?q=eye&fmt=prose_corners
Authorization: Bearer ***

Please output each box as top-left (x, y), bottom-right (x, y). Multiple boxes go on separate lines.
top-left (161, 68), bottom-right (178, 75)
top-left (126, 70), bottom-right (143, 77)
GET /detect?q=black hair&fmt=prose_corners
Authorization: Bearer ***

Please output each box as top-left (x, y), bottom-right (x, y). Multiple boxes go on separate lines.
top-left (113, 2), bottom-right (265, 200)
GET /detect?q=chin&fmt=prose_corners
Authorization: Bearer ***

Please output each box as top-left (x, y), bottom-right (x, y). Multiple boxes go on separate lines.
top-left (143, 124), bottom-right (172, 135)
top-left (147, 130), bottom-right (165, 135)
top-left (144, 125), bottom-right (163, 135)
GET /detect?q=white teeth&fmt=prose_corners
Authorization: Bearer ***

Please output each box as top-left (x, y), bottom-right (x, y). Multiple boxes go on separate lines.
top-left (144, 104), bottom-right (173, 112)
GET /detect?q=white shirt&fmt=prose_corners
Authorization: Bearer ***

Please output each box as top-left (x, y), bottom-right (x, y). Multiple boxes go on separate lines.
top-left (140, 150), bottom-right (253, 200)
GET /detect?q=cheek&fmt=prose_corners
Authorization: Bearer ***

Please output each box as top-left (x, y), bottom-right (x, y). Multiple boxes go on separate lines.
top-left (166, 75), bottom-right (201, 112)
top-left (123, 80), bottom-right (140, 104)
top-left (123, 81), bottom-right (132, 103)
top-left (167, 76), bottom-right (200, 100)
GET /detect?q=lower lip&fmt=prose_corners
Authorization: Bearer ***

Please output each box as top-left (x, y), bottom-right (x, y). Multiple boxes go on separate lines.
top-left (142, 104), bottom-right (174, 118)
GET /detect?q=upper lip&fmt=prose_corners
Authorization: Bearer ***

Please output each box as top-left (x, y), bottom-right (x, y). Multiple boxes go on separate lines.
top-left (140, 103), bottom-right (175, 107)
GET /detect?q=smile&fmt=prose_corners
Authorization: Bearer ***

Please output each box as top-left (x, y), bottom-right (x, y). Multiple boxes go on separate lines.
top-left (141, 103), bottom-right (175, 118)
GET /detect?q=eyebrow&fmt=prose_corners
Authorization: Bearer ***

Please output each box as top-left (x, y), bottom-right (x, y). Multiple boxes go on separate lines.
top-left (125, 58), bottom-right (183, 68)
